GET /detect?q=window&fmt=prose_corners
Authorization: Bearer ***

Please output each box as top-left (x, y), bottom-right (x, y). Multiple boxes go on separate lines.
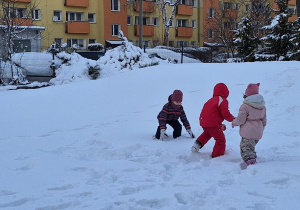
top-left (32, 9), bottom-right (41, 20)
top-left (224, 22), bottom-right (230, 29)
top-left (153, 40), bottom-right (159, 47)
top-left (66, 12), bottom-right (84, 21)
top-left (88, 13), bottom-right (96, 23)
top-left (135, 16), bottom-right (150, 25)
top-left (53, 11), bottom-right (62, 21)
top-left (127, 16), bottom-right (132, 25)
top-left (111, 0), bottom-right (120, 11)
top-left (143, 17), bottom-right (150, 25)
top-left (54, 38), bottom-right (63, 48)
top-left (191, 20), bottom-right (196, 28)
top-left (89, 39), bottom-right (96, 44)
top-left (224, 2), bottom-right (232, 9)
top-left (191, 41), bottom-right (196, 47)
top-left (153, 17), bottom-right (159, 26)
top-left (135, 40), bottom-right (150, 47)
top-left (67, 39), bottom-right (86, 49)
top-left (208, 8), bottom-right (215, 18)
top-left (14, 8), bottom-right (27, 18)
top-left (177, 19), bottom-right (188, 27)
top-left (208, 29), bottom-right (214, 39)
top-left (169, 19), bottom-right (174, 27)
top-left (112, 24), bottom-right (121, 36)
top-left (177, 41), bottom-right (183, 47)
top-left (169, 41), bottom-right (174, 47)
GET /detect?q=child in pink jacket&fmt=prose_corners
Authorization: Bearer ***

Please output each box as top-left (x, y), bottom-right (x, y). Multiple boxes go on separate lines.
top-left (232, 83), bottom-right (267, 166)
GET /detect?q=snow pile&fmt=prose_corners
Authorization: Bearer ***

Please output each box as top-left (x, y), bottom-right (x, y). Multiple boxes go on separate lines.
top-left (49, 52), bottom-right (99, 85)
top-left (99, 36), bottom-right (160, 76)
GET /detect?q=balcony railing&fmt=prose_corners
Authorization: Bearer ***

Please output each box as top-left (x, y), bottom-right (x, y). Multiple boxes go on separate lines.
top-left (135, 1), bottom-right (154, 13)
top-left (11, 18), bottom-right (33, 26)
top-left (177, 4), bottom-right (193, 16)
top-left (135, 25), bottom-right (154, 36)
top-left (65, 0), bottom-right (89, 7)
top-left (66, 21), bottom-right (90, 34)
top-left (176, 27), bottom-right (193, 37)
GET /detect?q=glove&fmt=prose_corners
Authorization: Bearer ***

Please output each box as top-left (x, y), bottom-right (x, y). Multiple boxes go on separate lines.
top-left (160, 129), bottom-right (167, 141)
top-left (231, 122), bottom-right (235, 128)
top-left (221, 124), bottom-right (226, 131)
top-left (187, 129), bottom-right (195, 138)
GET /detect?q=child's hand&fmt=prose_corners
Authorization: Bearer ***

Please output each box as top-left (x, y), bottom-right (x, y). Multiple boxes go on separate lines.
top-left (187, 129), bottom-right (195, 138)
top-left (231, 122), bottom-right (234, 128)
top-left (221, 124), bottom-right (226, 131)
top-left (160, 129), bottom-right (167, 140)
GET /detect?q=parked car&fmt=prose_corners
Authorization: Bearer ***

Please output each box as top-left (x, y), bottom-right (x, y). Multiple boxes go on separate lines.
top-left (77, 51), bottom-right (105, 61)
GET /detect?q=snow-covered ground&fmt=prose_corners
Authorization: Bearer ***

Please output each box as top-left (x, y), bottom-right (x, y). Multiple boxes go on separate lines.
top-left (0, 56), bottom-right (300, 209)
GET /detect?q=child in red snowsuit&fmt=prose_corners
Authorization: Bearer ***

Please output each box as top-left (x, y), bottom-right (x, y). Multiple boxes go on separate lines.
top-left (191, 83), bottom-right (235, 157)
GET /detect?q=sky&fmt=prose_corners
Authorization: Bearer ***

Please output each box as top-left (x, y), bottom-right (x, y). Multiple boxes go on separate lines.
top-left (0, 45), bottom-right (300, 210)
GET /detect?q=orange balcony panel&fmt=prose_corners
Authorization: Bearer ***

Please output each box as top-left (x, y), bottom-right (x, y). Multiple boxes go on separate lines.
top-left (177, 5), bottom-right (193, 16)
top-left (135, 1), bottom-right (154, 13)
top-left (177, 27), bottom-right (193, 37)
top-left (66, 21), bottom-right (90, 34)
top-left (135, 25), bottom-right (154, 36)
top-left (11, 18), bottom-right (33, 26)
top-left (223, 9), bottom-right (238, 18)
top-left (65, 0), bottom-right (89, 7)
top-left (11, 0), bottom-right (31, 2)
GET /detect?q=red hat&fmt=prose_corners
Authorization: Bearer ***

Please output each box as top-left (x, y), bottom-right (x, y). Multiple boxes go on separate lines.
top-left (172, 90), bottom-right (183, 102)
top-left (245, 83), bottom-right (260, 97)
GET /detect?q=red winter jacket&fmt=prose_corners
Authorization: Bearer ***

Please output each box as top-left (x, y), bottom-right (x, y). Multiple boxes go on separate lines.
top-left (199, 83), bottom-right (235, 128)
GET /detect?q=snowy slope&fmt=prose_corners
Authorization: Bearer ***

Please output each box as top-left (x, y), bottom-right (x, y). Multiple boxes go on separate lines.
top-left (0, 61), bottom-right (300, 210)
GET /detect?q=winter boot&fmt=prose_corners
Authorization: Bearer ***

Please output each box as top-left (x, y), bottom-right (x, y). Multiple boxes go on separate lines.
top-left (245, 158), bottom-right (256, 166)
top-left (191, 141), bottom-right (202, 153)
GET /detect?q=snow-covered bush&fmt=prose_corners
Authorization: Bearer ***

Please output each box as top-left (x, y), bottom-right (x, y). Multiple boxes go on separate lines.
top-left (99, 31), bottom-right (159, 76)
top-left (50, 52), bottom-right (100, 85)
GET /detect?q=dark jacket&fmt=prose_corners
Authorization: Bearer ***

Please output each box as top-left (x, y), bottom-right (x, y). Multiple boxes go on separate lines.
top-left (157, 95), bottom-right (191, 130)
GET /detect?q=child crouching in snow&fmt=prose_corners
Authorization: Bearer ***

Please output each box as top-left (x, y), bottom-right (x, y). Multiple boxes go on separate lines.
top-left (155, 90), bottom-right (195, 140)
top-left (232, 83), bottom-right (267, 166)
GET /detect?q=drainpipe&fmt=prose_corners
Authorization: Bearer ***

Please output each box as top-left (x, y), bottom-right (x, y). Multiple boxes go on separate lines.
top-left (139, 0), bottom-right (143, 48)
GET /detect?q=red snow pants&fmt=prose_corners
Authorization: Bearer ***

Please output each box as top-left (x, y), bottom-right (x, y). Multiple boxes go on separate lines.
top-left (196, 127), bottom-right (226, 157)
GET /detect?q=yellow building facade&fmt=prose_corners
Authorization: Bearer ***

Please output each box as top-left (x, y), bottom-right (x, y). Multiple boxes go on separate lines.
top-left (0, 0), bottom-right (298, 52)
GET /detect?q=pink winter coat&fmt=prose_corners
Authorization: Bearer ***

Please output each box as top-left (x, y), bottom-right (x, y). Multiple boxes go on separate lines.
top-left (232, 94), bottom-right (267, 140)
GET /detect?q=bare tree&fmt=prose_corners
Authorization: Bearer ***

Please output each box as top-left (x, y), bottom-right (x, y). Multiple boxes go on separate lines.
top-left (160, 0), bottom-right (180, 46)
top-left (0, 0), bottom-right (37, 84)
top-left (202, 0), bottom-right (256, 59)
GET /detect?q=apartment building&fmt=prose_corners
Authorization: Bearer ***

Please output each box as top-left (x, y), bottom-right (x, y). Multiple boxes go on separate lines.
top-left (0, 0), bottom-right (298, 54)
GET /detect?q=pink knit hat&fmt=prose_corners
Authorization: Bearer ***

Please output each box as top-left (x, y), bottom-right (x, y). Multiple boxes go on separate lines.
top-left (172, 90), bottom-right (183, 102)
top-left (245, 83), bottom-right (260, 96)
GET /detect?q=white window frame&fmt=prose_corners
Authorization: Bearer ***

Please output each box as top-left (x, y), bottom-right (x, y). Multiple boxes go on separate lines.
top-left (88, 13), bottom-right (96, 23)
top-left (14, 8), bottom-right (27, 18)
top-left (208, 29), bottom-right (214, 39)
top-left (169, 19), bottom-right (174, 27)
top-left (111, 0), bottom-right (120, 11)
top-left (66, 12), bottom-right (84, 21)
top-left (112, 24), bottom-right (121, 36)
top-left (32, 9), bottom-right (41, 20)
top-left (177, 19), bottom-right (189, 27)
top-left (191, 20), bottom-right (196, 28)
top-left (67, 39), bottom-right (86, 49)
top-left (208, 8), bottom-right (215, 18)
top-left (53, 11), bottom-right (62, 21)
top-left (127, 16), bottom-right (132, 25)
top-left (153, 17), bottom-right (159, 26)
